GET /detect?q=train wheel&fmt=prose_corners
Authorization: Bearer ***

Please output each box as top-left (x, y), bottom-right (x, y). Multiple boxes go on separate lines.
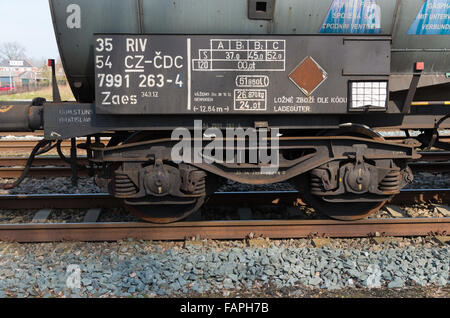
top-left (302, 196), bottom-right (386, 221)
top-left (292, 125), bottom-right (391, 220)
top-left (122, 172), bottom-right (223, 223)
top-left (293, 174), bottom-right (389, 221)
top-left (104, 131), bottom-right (216, 223)
top-left (124, 196), bottom-right (205, 223)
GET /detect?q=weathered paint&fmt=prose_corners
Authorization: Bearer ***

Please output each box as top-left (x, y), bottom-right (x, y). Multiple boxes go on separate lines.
top-left (408, 0), bottom-right (450, 35)
top-left (48, 0), bottom-right (450, 103)
top-left (319, 0), bottom-right (381, 34)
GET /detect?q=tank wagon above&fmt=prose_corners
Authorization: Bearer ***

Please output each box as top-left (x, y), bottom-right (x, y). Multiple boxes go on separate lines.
top-left (49, 0), bottom-right (450, 103)
top-left (0, 0), bottom-right (449, 222)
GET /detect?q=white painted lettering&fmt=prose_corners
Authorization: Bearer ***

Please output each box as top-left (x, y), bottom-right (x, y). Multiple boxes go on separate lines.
top-left (66, 4), bottom-right (81, 29)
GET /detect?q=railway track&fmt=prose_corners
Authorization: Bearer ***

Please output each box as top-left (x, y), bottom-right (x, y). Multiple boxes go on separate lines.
top-left (0, 217), bottom-right (448, 243)
top-left (0, 189), bottom-right (448, 242)
top-left (0, 140), bottom-right (73, 152)
top-left (1, 134), bottom-right (450, 242)
top-left (0, 158), bottom-right (91, 177)
top-left (0, 136), bottom-right (111, 152)
top-left (1, 189), bottom-right (450, 209)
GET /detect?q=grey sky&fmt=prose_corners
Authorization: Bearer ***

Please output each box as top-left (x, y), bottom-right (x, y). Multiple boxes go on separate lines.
top-left (0, 0), bottom-right (60, 60)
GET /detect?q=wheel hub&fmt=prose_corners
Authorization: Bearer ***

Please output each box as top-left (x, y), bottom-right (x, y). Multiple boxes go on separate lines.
top-left (344, 164), bottom-right (371, 194)
top-left (291, 126), bottom-right (415, 220)
top-left (143, 159), bottom-right (172, 196)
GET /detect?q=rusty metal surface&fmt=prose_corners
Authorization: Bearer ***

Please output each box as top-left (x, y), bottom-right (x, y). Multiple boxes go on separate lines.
top-left (0, 157), bottom-right (88, 167)
top-left (1, 189), bottom-right (450, 210)
top-left (0, 131), bottom-right (44, 137)
top-left (0, 194), bottom-right (119, 209)
top-left (0, 137), bottom-right (110, 152)
top-left (390, 189), bottom-right (450, 205)
top-left (0, 167), bottom-right (89, 178)
top-left (418, 151), bottom-right (450, 161)
top-left (95, 134), bottom-right (418, 185)
top-left (0, 217), bottom-right (448, 242)
top-left (3, 153), bottom-right (446, 179)
top-left (0, 157), bottom-right (90, 178)
top-left (0, 140), bottom-right (72, 152)
top-left (289, 56), bottom-right (327, 96)
top-left (209, 189), bottom-right (450, 206)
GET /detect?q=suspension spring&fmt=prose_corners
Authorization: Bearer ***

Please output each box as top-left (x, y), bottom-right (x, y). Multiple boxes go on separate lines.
top-left (114, 173), bottom-right (137, 198)
top-left (379, 170), bottom-right (401, 192)
top-left (310, 173), bottom-right (323, 193)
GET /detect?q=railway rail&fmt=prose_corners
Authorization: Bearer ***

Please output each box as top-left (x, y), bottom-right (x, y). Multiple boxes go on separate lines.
top-left (1, 189), bottom-right (450, 209)
top-left (0, 189), bottom-right (449, 242)
top-left (0, 140), bottom-right (73, 152)
top-left (1, 134), bottom-right (450, 242)
top-left (0, 217), bottom-right (448, 243)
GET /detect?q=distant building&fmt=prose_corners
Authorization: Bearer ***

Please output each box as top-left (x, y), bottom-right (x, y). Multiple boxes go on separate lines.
top-left (0, 59), bottom-right (37, 74)
top-left (0, 59), bottom-right (39, 89)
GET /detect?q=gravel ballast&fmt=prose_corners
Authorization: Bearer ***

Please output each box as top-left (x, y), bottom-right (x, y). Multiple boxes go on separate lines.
top-left (0, 154), bottom-right (448, 298)
top-left (0, 239), bottom-right (447, 298)
top-left (0, 177), bottom-right (104, 195)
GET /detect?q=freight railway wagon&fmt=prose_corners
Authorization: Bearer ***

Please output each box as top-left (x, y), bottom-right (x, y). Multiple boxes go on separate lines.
top-left (0, 0), bottom-right (449, 222)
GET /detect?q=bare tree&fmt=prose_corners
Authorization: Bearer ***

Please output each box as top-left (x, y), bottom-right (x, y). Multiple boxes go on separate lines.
top-left (0, 42), bottom-right (26, 61)
top-left (29, 57), bottom-right (47, 68)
